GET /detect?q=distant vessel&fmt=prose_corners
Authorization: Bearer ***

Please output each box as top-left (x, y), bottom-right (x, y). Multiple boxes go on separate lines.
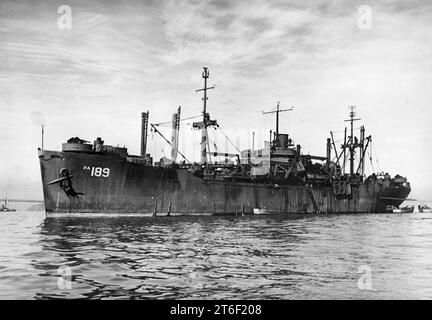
top-left (418, 205), bottom-right (432, 213)
top-left (1, 195), bottom-right (16, 212)
top-left (38, 67), bottom-right (411, 217)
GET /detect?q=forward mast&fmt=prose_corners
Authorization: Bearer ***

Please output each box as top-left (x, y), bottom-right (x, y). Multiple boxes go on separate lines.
top-left (193, 67), bottom-right (218, 164)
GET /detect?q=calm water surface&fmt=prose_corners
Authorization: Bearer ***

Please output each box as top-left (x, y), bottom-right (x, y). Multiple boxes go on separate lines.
top-left (1, 211), bottom-right (432, 299)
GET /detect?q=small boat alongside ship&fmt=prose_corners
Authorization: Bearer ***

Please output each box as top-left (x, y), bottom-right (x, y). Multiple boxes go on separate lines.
top-left (418, 205), bottom-right (432, 213)
top-left (391, 205), bottom-right (414, 213)
top-left (253, 207), bottom-right (267, 215)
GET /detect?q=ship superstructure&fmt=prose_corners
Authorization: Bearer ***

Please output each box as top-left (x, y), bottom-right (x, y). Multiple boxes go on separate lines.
top-left (38, 67), bottom-right (411, 216)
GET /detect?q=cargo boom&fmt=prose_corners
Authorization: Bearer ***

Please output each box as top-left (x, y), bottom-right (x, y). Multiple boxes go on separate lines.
top-left (38, 68), bottom-right (411, 216)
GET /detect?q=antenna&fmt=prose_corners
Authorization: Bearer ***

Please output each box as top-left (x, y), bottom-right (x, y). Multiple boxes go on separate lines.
top-left (262, 101), bottom-right (293, 146)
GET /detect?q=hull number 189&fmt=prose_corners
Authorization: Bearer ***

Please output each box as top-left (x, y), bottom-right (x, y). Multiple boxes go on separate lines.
top-left (83, 166), bottom-right (110, 177)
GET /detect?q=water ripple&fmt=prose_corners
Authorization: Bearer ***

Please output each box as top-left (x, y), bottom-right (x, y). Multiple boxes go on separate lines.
top-left (1, 212), bottom-right (432, 299)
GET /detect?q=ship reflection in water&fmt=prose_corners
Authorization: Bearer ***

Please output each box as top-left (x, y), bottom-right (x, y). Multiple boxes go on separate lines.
top-left (1, 211), bottom-right (432, 299)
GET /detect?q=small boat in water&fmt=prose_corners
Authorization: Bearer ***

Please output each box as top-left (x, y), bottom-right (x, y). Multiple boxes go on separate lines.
top-left (1, 195), bottom-right (16, 212)
top-left (418, 205), bottom-right (432, 213)
top-left (392, 205), bottom-right (414, 213)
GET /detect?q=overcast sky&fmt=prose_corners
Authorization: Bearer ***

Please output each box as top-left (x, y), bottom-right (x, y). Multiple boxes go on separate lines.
top-left (0, 0), bottom-right (431, 201)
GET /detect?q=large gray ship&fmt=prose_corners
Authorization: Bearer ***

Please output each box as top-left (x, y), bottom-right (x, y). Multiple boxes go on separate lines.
top-left (38, 67), bottom-right (411, 217)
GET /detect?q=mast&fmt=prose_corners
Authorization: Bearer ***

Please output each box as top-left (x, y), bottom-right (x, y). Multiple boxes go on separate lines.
top-left (276, 102), bottom-right (279, 136)
top-left (356, 135), bottom-right (371, 175)
top-left (326, 138), bottom-right (331, 166)
top-left (252, 131), bottom-right (255, 157)
top-left (140, 111), bottom-right (149, 157)
top-left (171, 106), bottom-right (181, 162)
top-left (342, 127), bottom-right (347, 174)
top-left (193, 67), bottom-right (217, 164)
top-left (344, 106), bottom-right (361, 177)
top-left (359, 125), bottom-right (365, 175)
top-left (41, 125), bottom-right (44, 150)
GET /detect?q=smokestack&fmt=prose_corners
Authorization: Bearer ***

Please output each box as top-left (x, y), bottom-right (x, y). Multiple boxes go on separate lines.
top-left (140, 111), bottom-right (149, 157)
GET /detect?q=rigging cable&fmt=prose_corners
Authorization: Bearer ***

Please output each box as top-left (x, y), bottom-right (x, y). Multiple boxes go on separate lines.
top-left (368, 150), bottom-right (375, 173)
top-left (207, 136), bottom-right (219, 154)
top-left (368, 140), bottom-right (376, 173)
top-left (372, 140), bottom-right (381, 173)
top-left (218, 127), bottom-right (242, 154)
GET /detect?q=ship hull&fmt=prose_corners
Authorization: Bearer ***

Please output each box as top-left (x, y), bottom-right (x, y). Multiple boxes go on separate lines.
top-left (39, 150), bottom-right (410, 217)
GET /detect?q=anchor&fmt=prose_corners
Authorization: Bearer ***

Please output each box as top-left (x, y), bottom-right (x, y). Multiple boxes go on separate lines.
top-left (48, 168), bottom-right (84, 198)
